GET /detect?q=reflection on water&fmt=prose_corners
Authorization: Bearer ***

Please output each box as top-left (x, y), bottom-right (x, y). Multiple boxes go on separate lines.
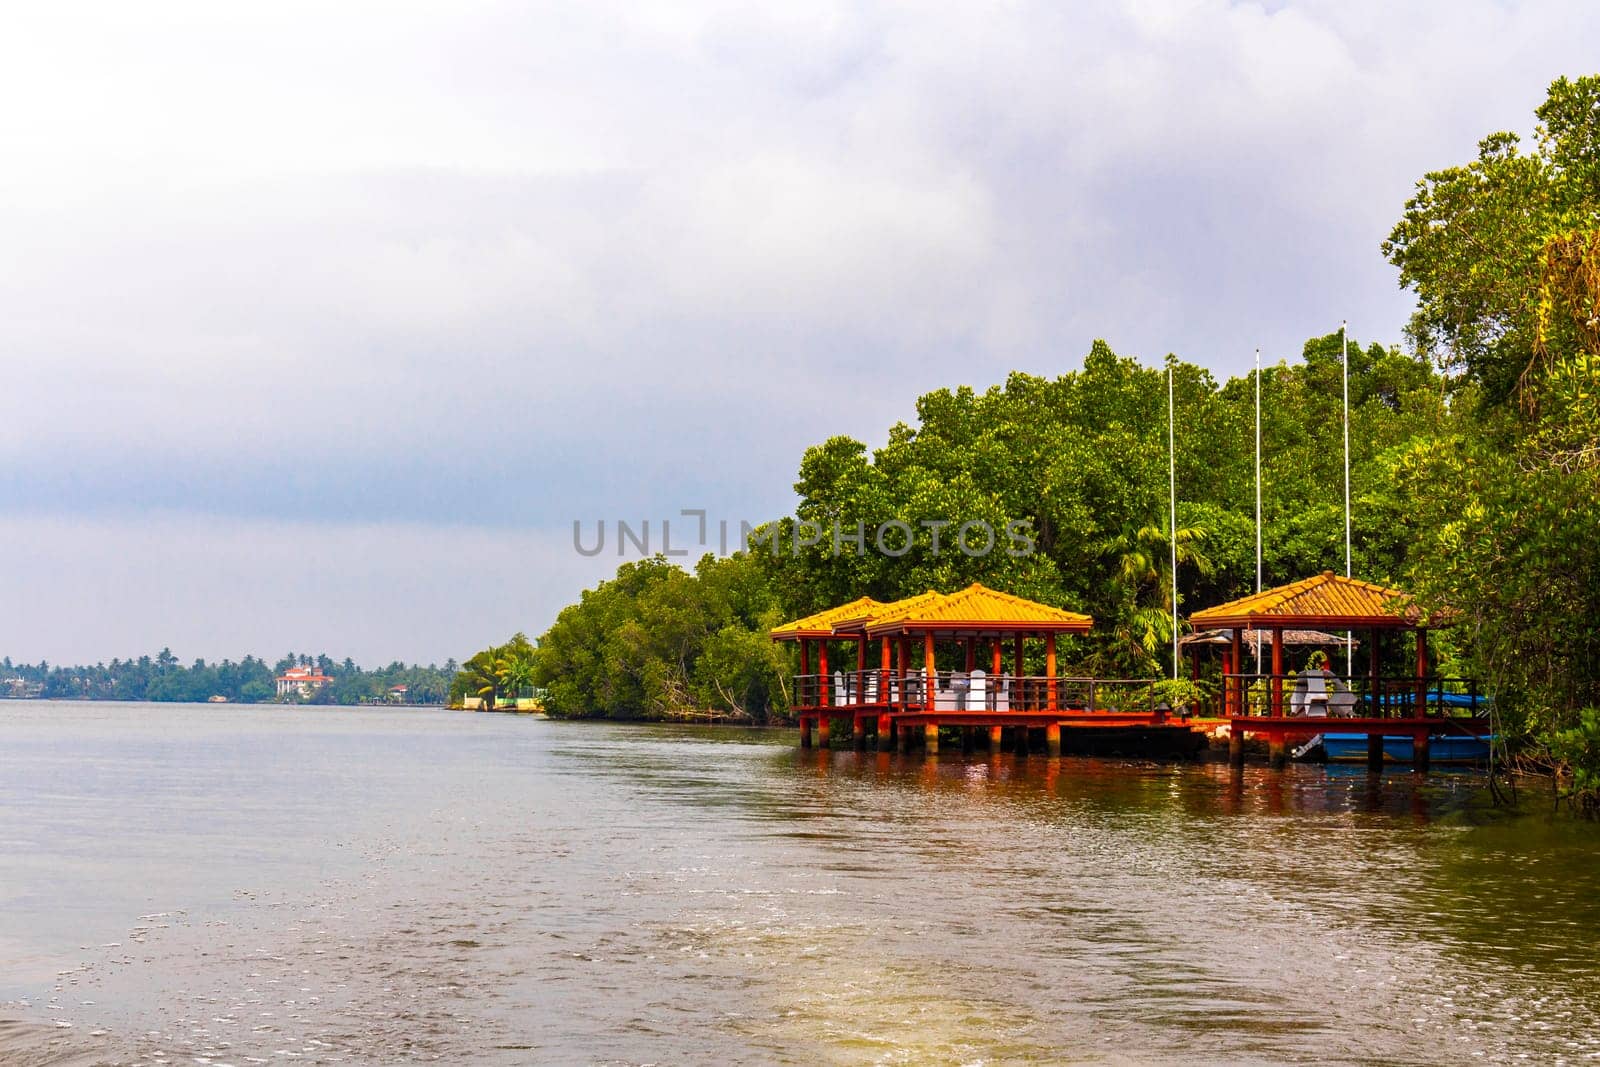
top-left (2, 703), bottom-right (1598, 1064)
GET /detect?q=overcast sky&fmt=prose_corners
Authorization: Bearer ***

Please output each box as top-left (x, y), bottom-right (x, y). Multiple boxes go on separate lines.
top-left (3, 1), bottom-right (1596, 667)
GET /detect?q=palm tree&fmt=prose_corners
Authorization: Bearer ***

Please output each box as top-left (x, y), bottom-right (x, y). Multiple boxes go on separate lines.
top-left (1098, 522), bottom-right (1212, 672)
top-left (493, 632), bottom-right (538, 705)
top-left (453, 646), bottom-right (501, 709)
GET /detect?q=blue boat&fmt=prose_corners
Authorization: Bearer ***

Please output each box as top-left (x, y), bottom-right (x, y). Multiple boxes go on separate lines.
top-left (1320, 732), bottom-right (1494, 764)
top-left (1294, 694), bottom-right (1496, 764)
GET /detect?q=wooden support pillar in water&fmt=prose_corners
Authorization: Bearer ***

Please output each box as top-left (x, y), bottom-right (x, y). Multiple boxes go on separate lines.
top-left (877, 714), bottom-right (892, 751)
top-left (897, 723), bottom-right (911, 754)
top-left (1228, 728), bottom-right (1244, 767)
top-left (924, 723), bottom-right (940, 755)
top-left (1268, 731), bottom-right (1287, 770)
top-left (800, 716), bottom-right (812, 748)
top-left (1413, 730), bottom-right (1430, 773)
top-left (1367, 733), bottom-right (1384, 771)
top-left (818, 715), bottom-right (831, 748)
top-left (853, 718), bottom-right (866, 750)
top-left (1046, 723), bottom-right (1062, 757)
top-left (989, 725), bottom-right (1003, 752)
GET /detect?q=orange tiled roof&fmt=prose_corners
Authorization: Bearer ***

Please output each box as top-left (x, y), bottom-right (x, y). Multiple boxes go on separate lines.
top-left (865, 583), bottom-right (1092, 636)
top-left (1189, 571), bottom-right (1423, 628)
top-left (769, 596), bottom-right (885, 640)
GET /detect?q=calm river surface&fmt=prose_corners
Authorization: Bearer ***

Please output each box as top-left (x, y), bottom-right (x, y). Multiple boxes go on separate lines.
top-left (2, 701), bottom-right (1598, 1065)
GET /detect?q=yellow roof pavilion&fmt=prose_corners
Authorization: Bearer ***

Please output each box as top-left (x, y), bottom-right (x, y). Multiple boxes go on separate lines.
top-left (864, 583), bottom-right (1092, 637)
top-left (768, 596), bottom-right (885, 641)
top-left (1189, 571), bottom-right (1424, 630)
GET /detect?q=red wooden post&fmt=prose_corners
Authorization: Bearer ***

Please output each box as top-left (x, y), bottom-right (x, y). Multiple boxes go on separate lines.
top-left (990, 639), bottom-right (1002, 676)
top-left (856, 639), bottom-right (866, 706)
top-left (880, 636), bottom-right (892, 710)
top-left (988, 725), bottom-right (1003, 751)
top-left (818, 641), bottom-right (830, 709)
top-left (1045, 722), bottom-right (1062, 757)
top-left (1221, 647), bottom-right (1233, 712)
top-left (964, 639), bottom-right (976, 672)
top-left (1270, 627), bottom-right (1284, 717)
top-left (924, 632), bottom-right (937, 714)
top-left (877, 713), bottom-right (892, 748)
top-left (800, 715), bottom-right (812, 748)
top-left (1045, 633), bottom-right (1058, 712)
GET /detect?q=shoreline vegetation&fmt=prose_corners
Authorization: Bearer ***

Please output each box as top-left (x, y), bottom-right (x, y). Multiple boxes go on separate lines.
top-left (2, 652), bottom-right (453, 706)
top-left (458, 75), bottom-right (1600, 814)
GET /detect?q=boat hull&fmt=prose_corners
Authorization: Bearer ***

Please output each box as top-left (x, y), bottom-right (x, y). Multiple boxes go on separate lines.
top-left (1321, 732), bottom-right (1493, 764)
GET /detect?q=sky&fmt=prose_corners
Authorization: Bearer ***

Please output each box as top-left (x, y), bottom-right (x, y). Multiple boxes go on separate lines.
top-left (3, 0), bottom-right (1597, 667)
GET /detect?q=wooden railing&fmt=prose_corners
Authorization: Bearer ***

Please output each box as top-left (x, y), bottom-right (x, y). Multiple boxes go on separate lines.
top-left (791, 671), bottom-right (1162, 715)
top-left (1217, 673), bottom-right (1485, 719)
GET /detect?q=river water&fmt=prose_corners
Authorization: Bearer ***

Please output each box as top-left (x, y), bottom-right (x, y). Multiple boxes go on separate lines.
top-left (1, 701), bottom-right (1597, 1065)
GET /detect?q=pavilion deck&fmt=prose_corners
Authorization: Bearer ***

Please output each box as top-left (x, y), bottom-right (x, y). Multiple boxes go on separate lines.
top-left (776, 574), bottom-right (1491, 770)
top-left (791, 670), bottom-right (1182, 755)
top-left (1214, 670), bottom-right (1491, 771)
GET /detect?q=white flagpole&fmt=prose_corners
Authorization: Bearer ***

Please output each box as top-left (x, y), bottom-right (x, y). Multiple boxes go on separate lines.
top-left (1169, 365), bottom-right (1179, 680)
top-left (1341, 321), bottom-right (1353, 676)
top-left (1254, 347), bottom-right (1262, 671)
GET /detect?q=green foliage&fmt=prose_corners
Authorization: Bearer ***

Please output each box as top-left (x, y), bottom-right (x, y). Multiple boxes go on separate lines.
top-left (1150, 677), bottom-right (1214, 715)
top-left (530, 553), bottom-right (791, 721)
top-left (1384, 74), bottom-right (1600, 403)
top-left (1550, 709), bottom-right (1600, 808)
top-left (1379, 74), bottom-right (1600, 804)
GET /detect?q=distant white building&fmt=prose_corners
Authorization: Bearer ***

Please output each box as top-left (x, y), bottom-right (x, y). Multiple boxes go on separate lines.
top-left (276, 665), bottom-right (333, 699)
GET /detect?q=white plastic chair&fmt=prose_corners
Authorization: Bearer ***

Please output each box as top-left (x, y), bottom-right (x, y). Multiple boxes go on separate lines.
top-left (1290, 676), bottom-right (1309, 716)
top-left (968, 669), bottom-right (987, 711)
top-left (1304, 670), bottom-right (1330, 717)
top-left (1328, 676), bottom-right (1358, 717)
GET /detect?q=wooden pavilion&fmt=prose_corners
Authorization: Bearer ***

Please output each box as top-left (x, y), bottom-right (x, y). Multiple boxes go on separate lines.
top-left (1188, 571), bottom-right (1488, 769)
top-left (772, 583), bottom-right (1176, 756)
